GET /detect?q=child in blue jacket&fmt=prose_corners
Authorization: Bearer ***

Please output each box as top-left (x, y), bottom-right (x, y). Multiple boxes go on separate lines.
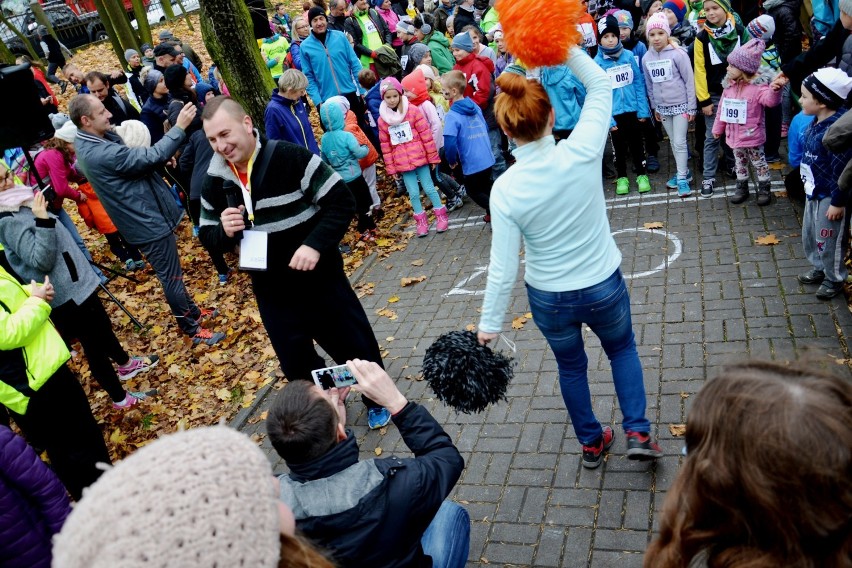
top-left (359, 68), bottom-right (382, 144)
top-left (541, 64), bottom-right (587, 141)
top-left (595, 15), bottom-right (652, 195)
top-left (320, 102), bottom-right (377, 241)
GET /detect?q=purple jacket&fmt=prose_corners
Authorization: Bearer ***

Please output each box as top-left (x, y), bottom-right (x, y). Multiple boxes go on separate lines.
top-left (0, 426), bottom-right (71, 568)
top-left (712, 80), bottom-right (782, 148)
top-left (642, 43), bottom-right (696, 113)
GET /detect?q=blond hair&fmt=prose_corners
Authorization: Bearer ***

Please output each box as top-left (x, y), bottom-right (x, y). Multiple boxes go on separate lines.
top-left (278, 68), bottom-right (308, 92)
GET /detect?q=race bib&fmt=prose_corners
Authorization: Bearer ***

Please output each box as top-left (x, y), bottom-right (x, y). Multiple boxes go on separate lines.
top-left (364, 19), bottom-right (377, 34)
top-left (389, 121), bottom-right (414, 145)
top-left (239, 230), bottom-right (268, 271)
top-left (646, 58), bottom-right (673, 83)
top-left (578, 22), bottom-right (596, 47)
top-left (720, 98), bottom-right (747, 124)
top-left (607, 64), bottom-right (633, 89)
top-left (800, 162), bottom-right (815, 196)
top-left (400, 55), bottom-right (409, 69)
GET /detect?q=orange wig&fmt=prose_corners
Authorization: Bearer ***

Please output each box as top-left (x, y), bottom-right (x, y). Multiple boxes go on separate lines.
top-left (495, 0), bottom-right (584, 68)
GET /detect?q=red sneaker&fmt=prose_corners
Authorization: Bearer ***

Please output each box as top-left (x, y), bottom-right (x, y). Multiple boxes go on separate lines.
top-left (626, 430), bottom-right (663, 460)
top-left (582, 426), bottom-right (615, 469)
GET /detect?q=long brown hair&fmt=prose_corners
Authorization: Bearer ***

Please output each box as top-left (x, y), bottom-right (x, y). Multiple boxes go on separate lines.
top-left (494, 72), bottom-right (552, 142)
top-left (42, 137), bottom-right (75, 164)
top-left (645, 361), bottom-right (852, 568)
top-left (279, 534), bottom-right (336, 568)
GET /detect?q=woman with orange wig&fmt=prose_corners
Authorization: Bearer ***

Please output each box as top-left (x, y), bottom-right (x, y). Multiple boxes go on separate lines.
top-left (476, 46), bottom-right (663, 469)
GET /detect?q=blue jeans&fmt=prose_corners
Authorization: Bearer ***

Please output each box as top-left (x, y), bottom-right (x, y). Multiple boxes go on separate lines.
top-left (487, 126), bottom-right (507, 179)
top-left (420, 501), bottom-right (470, 568)
top-left (401, 165), bottom-right (443, 214)
top-left (526, 269), bottom-right (651, 445)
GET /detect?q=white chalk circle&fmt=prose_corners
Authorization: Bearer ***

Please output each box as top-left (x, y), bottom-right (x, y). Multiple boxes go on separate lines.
top-left (611, 228), bottom-right (682, 279)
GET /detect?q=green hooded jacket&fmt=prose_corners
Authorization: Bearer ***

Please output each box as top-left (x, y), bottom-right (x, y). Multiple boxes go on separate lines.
top-left (424, 32), bottom-right (455, 75)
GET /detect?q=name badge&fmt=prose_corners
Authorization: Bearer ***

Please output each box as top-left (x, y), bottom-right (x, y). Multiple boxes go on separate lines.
top-left (800, 162), bottom-right (815, 197)
top-left (607, 64), bottom-right (633, 89)
top-left (577, 22), bottom-right (596, 47)
top-left (400, 55), bottom-right (409, 69)
top-left (647, 58), bottom-right (673, 83)
top-left (389, 121), bottom-right (414, 145)
top-left (239, 229), bottom-right (268, 271)
top-left (364, 19), bottom-right (377, 34)
top-left (720, 98), bottom-right (747, 124)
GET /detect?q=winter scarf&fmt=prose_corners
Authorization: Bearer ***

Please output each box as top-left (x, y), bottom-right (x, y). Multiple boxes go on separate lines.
top-left (379, 95), bottom-right (410, 126)
top-left (0, 186), bottom-right (34, 211)
top-left (599, 41), bottom-right (624, 60)
top-left (703, 14), bottom-right (740, 59)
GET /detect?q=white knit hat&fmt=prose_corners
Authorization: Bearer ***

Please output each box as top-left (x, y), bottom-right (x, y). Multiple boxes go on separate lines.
top-left (53, 121), bottom-right (77, 143)
top-left (747, 14), bottom-right (775, 40)
top-left (52, 426), bottom-right (282, 568)
top-left (114, 119), bottom-right (152, 148)
top-left (840, 0), bottom-right (852, 16)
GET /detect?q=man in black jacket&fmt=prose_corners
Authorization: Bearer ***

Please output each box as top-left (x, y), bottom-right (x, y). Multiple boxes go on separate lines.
top-left (328, 0), bottom-right (349, 32)
top-left (267, 359), bottom-right (469, 568)
top-left (84, 71), bottom-right (140, 126)
top-left (344, 0), bottom-right (393, 70)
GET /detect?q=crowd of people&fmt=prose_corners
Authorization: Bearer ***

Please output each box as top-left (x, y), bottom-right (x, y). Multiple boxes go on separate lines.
top-left (1, 0), bottom-right (852, 566)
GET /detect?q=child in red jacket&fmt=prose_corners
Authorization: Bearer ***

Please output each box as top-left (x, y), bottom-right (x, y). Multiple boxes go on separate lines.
top-left (76, 182), bottom-right (145, 272)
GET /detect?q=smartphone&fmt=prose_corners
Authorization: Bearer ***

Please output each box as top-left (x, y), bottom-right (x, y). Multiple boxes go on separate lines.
top-left (311, 364), bottom-right (357, 390)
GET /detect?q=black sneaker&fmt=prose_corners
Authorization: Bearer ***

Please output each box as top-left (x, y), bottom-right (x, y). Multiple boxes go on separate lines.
top-left (646, 155), bottom-right (660, 173)
top-left (626, 431), bottom-right (663, 461)
top-left (816, 280), bottom-right (844, 300)
top-left (798, 269), bottom-right (825, 285)
top-left (582, 426), bottom-right (615, 469)
top-left (700, 179), bottom-right (714, 198)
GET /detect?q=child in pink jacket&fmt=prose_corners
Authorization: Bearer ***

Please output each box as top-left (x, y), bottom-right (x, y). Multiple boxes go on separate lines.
top-left (712, 39), bottom-right (783, 206)
top-left (378, 77), bottom-right (447, 237)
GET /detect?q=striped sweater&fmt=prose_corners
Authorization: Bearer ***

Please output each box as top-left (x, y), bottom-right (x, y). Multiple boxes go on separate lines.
top-left (199, 134), bottom-right (355, 269)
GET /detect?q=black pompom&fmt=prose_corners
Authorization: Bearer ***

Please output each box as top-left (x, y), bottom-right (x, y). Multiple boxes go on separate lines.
top-left (422, 331), bottom-right (515, 414)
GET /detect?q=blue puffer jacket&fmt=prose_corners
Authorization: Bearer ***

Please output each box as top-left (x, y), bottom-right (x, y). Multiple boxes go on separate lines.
top-left (320, 103), bottom-right (369, 183)
top-left (594, 47), bottom-right (650, 119)
top-left (0, 426), bottom-right (71, 568)
top-left (301, 30), bottom-right (363, 105)
top-left (541, 65), bottom-right (587, 132)
top-left (265, 89), bottom-right (321, 155)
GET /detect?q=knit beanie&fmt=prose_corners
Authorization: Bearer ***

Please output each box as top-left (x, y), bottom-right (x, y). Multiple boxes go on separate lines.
top-left (142, 68), bottom-right (163, 95)
top-left (842, 0), bottom-right (852, 15)
top-left (396, 20), bottom-right (415, 34)
top-left (158, 29), bottom-right (175, 40)
top-left (597, 15), bottom-right (620, 40)
top-left (51, 426), bottom-right (282, 568)
top-left (803, 67), bottom-right (852, 109)
top-left (703, 0), bottom-right (731, 14)
top-left (371, 0), bottom-right (382, 7)
top-left (380, 76), bottom-right (404, 96)
top-left (141, 42), bottom-right (152, 53)
top-left (726, 38), bottom-right (765, 75)
top-left (613, 9), bottom-right (633, 29)
top-left (746, 14), bottom-right (775, 40)
top-left (53, 121), bottom-right (77, 143)
top-left (641, 0), bottom-right (659, 14)
top-left (164, 63), bottom-right (188, 92)
top-left (50, 112), bottom-right (70, 130)
top-left (307, 6), bottom-right (327, 23)
top-left (114, 120), bottom-right (151, 148)
top-left (644, 11), bottom-right (671, 38)
top-left (195, 81), bottom-right (218, 103)
top-left (408, 42), bottom-right (430, 66)
top-left (124, 48), bottom-right (139, 61)
top-left (451, 31), bottom-right (474, 52)
top-left (662, 0), bottom-right (687, 23)
top-left (503, 63), bottom-right (527, 77)
top-left (417, 63), bottom-right (437, 81)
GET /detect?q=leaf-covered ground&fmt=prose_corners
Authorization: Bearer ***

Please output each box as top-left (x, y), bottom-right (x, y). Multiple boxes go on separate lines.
top-left (56, 11), bottom-right (416, 459)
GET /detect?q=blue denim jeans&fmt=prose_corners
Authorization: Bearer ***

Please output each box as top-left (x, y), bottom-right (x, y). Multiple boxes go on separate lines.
top-left (420, 501), bottom-right (470, 568)
top-left (526, 269), bottom-right (651, 445)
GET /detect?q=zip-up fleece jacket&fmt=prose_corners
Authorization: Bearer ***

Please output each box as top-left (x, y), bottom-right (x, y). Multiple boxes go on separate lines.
top-left (75, 127), bottom-right (186, 245)
top-left (642, 43), bottom-right (696, 113)
top-left (265, 89), bottom-right (321, 155)
top-left (801, 109), bottom-right (852, 206)
top-left (378, 100), bottom-right (440, 176)
top-left (278, 402), bottom-right (464, 568)
top-left (0, 425), bottom-right (71, 568)
top-left (0, 266), bottom-right (70, 416)
top-left (320, 103), bottom-right (370, 183)
top-left (711, 79), bottom-right (781, 147)
top-left (301, 30), bottom-right (363, 106)
top-left (594, 47), bottom-right (650, 119)
top-left (443, 97), bottom-right (495, 175)
top-left (541, 64), bottom-right (588, 132)
top-left (453, 52), bottom-right (495, 110)
top-left (694, 24), bottom-right (751, 108)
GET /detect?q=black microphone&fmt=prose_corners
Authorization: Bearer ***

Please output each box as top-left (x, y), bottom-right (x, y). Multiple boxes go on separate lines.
top-left (225, 187), bottom-right (245, 241)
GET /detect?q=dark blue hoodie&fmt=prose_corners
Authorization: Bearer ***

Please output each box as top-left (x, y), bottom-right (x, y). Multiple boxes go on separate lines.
top-left (443, 97), bottom-right (495, 175)
top-left (264, 89), bottom-right (321, 155)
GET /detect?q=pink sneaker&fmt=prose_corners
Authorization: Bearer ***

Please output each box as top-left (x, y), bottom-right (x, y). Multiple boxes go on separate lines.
top-left (117, 355), bottom-right (159, 381)
top-left (112, 389), bottom-right (158, 410)
top-left (434, 206), bottom-right (449, 233)
top-left (413, 211), bottom-right (429, 237)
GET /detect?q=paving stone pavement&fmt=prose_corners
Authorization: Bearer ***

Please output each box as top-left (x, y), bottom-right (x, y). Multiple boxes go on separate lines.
top-left (237, 147), bottom-right (852, 567)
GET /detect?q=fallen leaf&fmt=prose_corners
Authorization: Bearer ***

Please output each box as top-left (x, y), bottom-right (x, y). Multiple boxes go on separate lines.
top-left (168, 363), bottom-right (181, 376)
top-left (755, 234), bottom-right (781, 246)
top-left (465, 323), bottom-right (477, 331)
top-left (511, 317), bottom-right (527, 330)
top-left (386, 336), bottom-right (395, 342)
top-left (215, 388), bottom-right (232, 401)
top-left (259, 410), bottom-right (269, 421)
top-left (481, 558), bottom-right (490, 564)
top-left (644, 221), bottom-right (665, 229)
top-left (109, 428), bottom-right (127, 445)
top-left (375, 238), bottom-right (393, 247)
top-left (410, 259), bottom-right (425, 266)
top-left (669, 424), bottom-right (687, 437)
top-left (768, 162), bottom-right (785, 170)
top-left (523, 312), bottom-right (533, 319)
top-left (374, 447), bottom-right (383, 456)
top-left (388, 295), bottom-right (400, 303)
top-left (401, 275), bottom-right (427, 287)
top-left (680, 392), bottom-right (690, 399)
top-left (376, 308), bottom-right (398, 320)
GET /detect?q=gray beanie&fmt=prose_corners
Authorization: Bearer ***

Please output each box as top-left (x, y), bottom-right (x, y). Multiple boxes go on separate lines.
top-left (52, 426), bottom-right (282, 568)
top-left (142, 68), bottom-right (163, 95)
top-left (408, 43), bottom-right (430, 66)
top-left (124, 48), bottom-right (139, 61)
top-left (451, 31), bottom-right (474, 52)
top-left (50, 112), bottom-right (70, 130)
top-left (841, 0), bottom-right (852, 14)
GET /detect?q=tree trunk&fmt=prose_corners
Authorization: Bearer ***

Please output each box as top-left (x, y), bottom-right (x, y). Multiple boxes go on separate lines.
top-left (100, 0), bottom-right (141, 61)
top-left (0, 37), bottom-right (15, 64)
top-left (161, 0), bottom-right (176, 21)
top-left (200, 0), bottom-right (274, 135)
top-left (131, 0), bottom-right (153, 45)
top-left (0, 13), bottom-right (40, 62)
top-left (91, 0), bottom-right (129, 67)
top-left (29, 2), bottom-right (56, 38)
top-left (173, 0), bottom-right (194, 31)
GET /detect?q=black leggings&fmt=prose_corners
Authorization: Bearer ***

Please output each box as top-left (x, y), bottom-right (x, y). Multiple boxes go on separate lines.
top-left (188, 198), bottom-right (230, 275)
top-left (612, 112), bottom-right (647, 177)
top-left (51, 292), bottom-right (129, 403)
top-left (463, 167), bottom-right (493, 214)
